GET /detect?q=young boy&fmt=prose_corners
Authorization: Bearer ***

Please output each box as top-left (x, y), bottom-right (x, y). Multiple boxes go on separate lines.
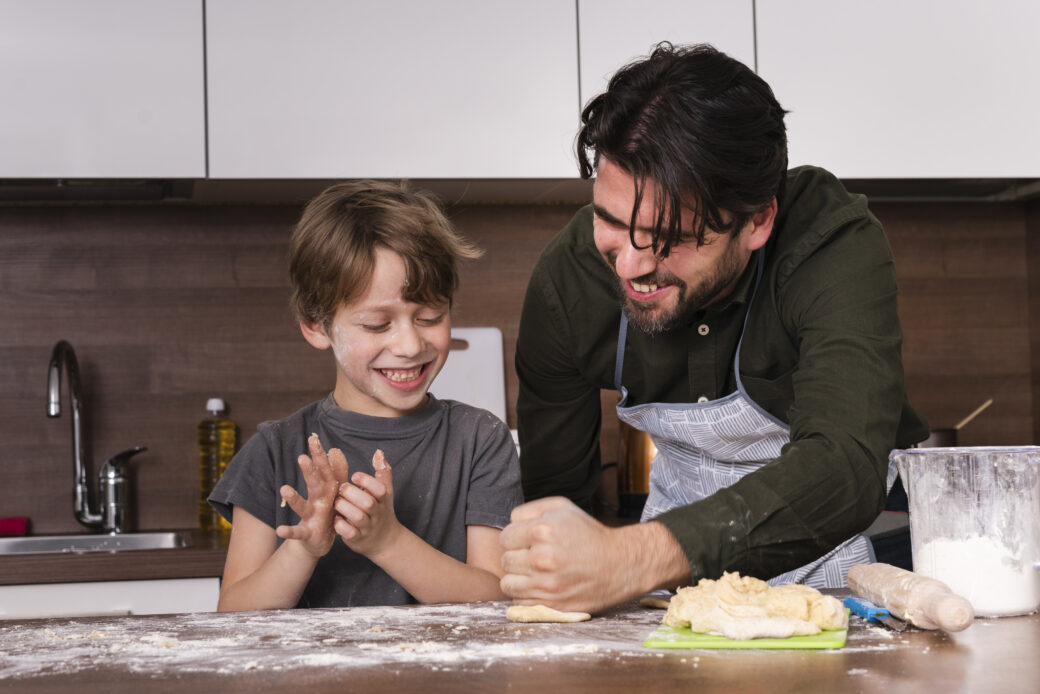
top-left (209, 181), bottom-right (522, 610)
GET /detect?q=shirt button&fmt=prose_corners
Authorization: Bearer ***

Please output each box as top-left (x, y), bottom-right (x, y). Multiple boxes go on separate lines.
top-left (696, 396), bottom-right (709, 403)
top-left (697, 324), bottom-right (710, 336)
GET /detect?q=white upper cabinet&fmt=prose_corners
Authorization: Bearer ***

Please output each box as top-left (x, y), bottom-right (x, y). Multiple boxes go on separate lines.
top-left (756, 0), bottom-right (1040, 178)
top-left (578, 0), bottom-right (756, 110)
top-left (0, 0), bottom-right (205, 179)
top-left (205, 0), bottom-right (579, 179)
top-left (3, 1), bottom-right (1035, 182)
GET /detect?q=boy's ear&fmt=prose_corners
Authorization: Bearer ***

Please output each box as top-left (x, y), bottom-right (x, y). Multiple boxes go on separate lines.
top-left (299, 320), bottom-right (332, 350)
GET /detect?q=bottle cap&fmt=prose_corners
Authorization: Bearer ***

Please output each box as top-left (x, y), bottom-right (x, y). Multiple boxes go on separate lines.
top-left (206, 398), bottom-right (226, 414)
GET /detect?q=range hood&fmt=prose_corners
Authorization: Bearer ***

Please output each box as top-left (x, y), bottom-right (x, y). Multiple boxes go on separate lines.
top-left (0, 178), bottom-right (595, 205)
top-left (0, 179), bottom-right (193, 202)
top-left (2, 177), bottom-right (1039, 205)
top-left (842, 178), bottom-right (1040, 202)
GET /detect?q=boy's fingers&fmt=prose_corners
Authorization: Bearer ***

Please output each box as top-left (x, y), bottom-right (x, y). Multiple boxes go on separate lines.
top-left (328, 447), bottom-right (350, 485)
top-left (306, 434), bottom-right (331, 479)
top-left (297, 453), bottom-right (327, 489)
top-left (373, 449), bottom-right (390, 471)
top-left (372, 449), bottom-right (393, 494)
top-left (275, 523), bottom-right (300, 540)
top-left (334, 496), bottom-right (368, 525)
top-left (275, 520), bottom-right (311, 541)
top-left (280, 484), bottom-right (307, 517)
top-left (339, 481), bottom-right (378, 511)
top-left (307, 432), bottom-right (327, 455)
top-left (333, 516), bottom-right (359, 541)
top-left (351, 472), bottom-right (387, 500)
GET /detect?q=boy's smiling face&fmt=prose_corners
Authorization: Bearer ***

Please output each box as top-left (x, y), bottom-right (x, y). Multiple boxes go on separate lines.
top-left (302, 247), bottom-right (451, 418)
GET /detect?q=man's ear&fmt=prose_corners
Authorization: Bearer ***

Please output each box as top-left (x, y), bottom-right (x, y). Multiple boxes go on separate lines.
top-left (744, 197), bottom-right (777, 252)
top-left (299, 320), bottom-right (332, 350)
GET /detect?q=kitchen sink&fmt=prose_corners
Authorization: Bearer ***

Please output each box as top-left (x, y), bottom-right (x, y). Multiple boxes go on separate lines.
top-left (0, 530), bottom-right (191, 555)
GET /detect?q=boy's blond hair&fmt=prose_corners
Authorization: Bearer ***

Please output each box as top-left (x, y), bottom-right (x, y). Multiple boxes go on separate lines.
top-left (289, 180), bottom-right (481, 330)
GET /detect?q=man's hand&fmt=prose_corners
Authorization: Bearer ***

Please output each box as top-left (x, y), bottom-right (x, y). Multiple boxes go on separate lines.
top-left (333, 449), bottom-right (403, 557)
top-left (275, 434), bottom-right (350, 558)
top-left (498, 497), bottom-right (689, 614)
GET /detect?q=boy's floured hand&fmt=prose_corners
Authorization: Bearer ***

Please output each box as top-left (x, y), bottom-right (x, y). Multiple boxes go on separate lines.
top-left (333, 449), bottom-right (401, 557)
top-left (275, 433), bottom-right (350, 559)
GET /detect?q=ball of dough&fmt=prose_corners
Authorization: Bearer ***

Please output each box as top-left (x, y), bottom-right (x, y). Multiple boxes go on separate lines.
top-left (809, 595), bottom-right (849, 631)
top-left (662, 571), bottom-right (848, 639)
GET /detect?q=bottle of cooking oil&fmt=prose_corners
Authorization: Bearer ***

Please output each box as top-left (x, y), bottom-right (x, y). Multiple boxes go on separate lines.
top-left (198, 398), bottom-right (236, 534)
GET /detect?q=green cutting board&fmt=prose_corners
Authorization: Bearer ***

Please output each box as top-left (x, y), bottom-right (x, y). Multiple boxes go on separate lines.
top-left (644, 624), bottom-right (847, 650)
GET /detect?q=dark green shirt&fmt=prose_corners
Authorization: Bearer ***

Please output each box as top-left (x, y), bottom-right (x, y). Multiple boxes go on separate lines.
top-left (515, 166), bottom-right (929, 583)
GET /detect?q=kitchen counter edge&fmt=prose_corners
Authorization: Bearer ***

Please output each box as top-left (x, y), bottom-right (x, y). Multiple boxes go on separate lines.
top-left (0, 530), bottom-right (226, 586)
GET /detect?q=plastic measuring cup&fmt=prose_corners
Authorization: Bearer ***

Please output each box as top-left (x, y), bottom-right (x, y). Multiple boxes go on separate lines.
top-left (891, 446), bottom-right (1040, 617)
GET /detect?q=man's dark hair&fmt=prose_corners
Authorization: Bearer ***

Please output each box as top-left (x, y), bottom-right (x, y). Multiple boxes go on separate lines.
top-left (577, 42), bottom-right (788, 256)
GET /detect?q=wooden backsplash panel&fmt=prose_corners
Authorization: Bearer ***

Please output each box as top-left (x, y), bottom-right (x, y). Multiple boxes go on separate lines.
top-left (877, 201), bottom-right (1031, 445)
top-left (1027, 199), bottom-right (1040, 443)
top-left (1, 205), bottom-right (325, 533)
top-left (0, 202), bottom-right (576, 534)
top-left (446, 203), bottom-right (579, 412)
top-left (0, 197), bottom-right (1035, 534)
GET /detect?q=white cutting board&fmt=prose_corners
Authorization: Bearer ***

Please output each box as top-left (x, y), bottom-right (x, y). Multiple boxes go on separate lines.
top-left (432, 327), bottom-right (507, 423)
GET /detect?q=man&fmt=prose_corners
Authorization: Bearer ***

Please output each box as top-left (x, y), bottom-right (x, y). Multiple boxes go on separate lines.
top-left (499, 43), bottom-right (928, 614)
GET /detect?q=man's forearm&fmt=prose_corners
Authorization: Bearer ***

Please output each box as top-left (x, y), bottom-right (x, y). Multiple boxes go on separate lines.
top-left (623, 520), bottom-right (691, 593)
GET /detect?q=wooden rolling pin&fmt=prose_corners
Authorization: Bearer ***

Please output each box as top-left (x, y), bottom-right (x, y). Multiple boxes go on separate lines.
top-left (847, 563), bottom-right (974, 632)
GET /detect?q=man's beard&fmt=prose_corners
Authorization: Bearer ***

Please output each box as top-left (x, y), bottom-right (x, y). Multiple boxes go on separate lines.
top-left (613, 240), bottom-right (747, 336)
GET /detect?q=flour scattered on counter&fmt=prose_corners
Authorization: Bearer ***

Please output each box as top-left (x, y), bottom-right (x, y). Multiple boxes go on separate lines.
top-left (292, 653), bottom-right (357, 667)
top-left (358, 640), bottom-right (449, 654)
top-left (0, 602), bottom-right (654, 679)
top-left (862, 625), bottom-right (894, 639)
top-left (0, 600), bottom-right (926, 680)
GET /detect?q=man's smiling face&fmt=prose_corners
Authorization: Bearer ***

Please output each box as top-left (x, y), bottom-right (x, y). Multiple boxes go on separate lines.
top-left (591, 157), bottom-right (769, 335)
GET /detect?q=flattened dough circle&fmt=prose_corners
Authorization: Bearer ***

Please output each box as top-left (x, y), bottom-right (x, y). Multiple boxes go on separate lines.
top-left (506, 605), bottom-right (592, 623)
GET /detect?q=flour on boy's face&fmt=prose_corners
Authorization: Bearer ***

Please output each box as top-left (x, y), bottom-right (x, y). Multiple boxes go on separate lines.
top-left (325, 247), bottom-right (451, 418)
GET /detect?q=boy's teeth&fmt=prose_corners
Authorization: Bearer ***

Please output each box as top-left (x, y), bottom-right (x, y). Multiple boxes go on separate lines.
top-left (382, 367), bottom-right (422, 382)
top-left (632, 281), bottom-right (659, 293)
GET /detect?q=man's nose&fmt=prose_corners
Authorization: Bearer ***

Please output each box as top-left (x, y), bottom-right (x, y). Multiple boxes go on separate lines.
top-left (613, 231), bottom-right (659, 280)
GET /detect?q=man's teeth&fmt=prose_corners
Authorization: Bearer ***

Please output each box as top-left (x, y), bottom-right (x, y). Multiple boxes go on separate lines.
top-left (381, 367), bottom-right (423, 382)
top-left (631, 280), bottom-right (659, 293)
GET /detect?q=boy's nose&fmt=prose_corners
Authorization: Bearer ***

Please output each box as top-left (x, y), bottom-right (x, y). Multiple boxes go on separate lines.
top-left (389, 324), bottom-right (424, 357)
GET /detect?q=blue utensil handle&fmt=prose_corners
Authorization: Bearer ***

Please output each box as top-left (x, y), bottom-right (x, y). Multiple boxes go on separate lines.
top-left (843, 596), bottom-right (890, 622)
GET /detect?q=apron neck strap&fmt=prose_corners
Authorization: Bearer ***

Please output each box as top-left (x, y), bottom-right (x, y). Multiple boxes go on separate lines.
top-left (614, 313), bottom-right (628, 391)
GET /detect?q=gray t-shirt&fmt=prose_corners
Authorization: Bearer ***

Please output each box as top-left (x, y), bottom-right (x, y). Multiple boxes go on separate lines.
top-left (209, 393), bottom-right (522, 608)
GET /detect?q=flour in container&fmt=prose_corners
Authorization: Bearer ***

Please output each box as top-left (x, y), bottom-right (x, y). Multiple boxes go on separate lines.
top-left (914, 535), bottom-right (1040, 617)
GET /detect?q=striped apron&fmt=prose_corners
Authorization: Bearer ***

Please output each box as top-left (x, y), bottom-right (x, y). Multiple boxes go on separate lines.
top-left (614, 255), bottom-right (886, 588)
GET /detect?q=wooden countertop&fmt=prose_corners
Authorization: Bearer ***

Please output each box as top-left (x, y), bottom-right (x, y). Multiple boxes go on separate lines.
top-left (0, 531), bottom-right (227, 586)
top-left (1, 597), bottom-right (1036, 693)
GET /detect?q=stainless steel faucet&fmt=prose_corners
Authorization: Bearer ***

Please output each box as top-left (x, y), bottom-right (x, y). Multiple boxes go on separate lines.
top-left (46, 340), bottom-right (146, 533)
